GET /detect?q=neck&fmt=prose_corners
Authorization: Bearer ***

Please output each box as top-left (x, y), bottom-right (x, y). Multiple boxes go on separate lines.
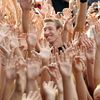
top-left (52, 37), bottom-right (63, 48)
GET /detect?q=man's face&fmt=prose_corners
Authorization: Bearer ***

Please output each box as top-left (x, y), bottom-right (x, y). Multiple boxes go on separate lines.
top-left (43, 22), bottom-right (60, 44)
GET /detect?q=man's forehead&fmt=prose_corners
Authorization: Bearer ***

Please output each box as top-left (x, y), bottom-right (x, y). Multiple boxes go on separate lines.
top-left (43, 22), bottom-right (56, 28)
top-left (44, 21), bottom-right (55, 25)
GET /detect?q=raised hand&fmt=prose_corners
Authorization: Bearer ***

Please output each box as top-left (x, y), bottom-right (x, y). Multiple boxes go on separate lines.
top-left (32, 38), bottom-right (52, 65)
top-left (10, 32), bottom-right (19, 48)
top-left (43, 81), bottom-right (58, 100)
top-left (1, 36), bottom-right (11, 54)
top-left (47, 54), bottom-right (63, 93)
top-left (22, 90), bottom-right (41, 100)
top-left (5, 51), bottom-right (18, 79)
top-left (27, 31), bottom-right (37, 48)
top-left (27, 51), bottom-right (45, 80)
top-left (3, 51), bottom-right (17, 100)
top-left (56, 51), bottom-right (72, 77)
top-left (63, 8), bottom-right (72, 20)
top-left (81, 35), bottom-right (95, 64)
top-left (72, 55), bottom-right (85, 73)
top-left (93, 22), bottom-right (100, 47)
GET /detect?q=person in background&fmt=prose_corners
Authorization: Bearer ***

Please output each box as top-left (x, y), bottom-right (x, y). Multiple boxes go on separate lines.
top-left (47, 0), bottom-right (69, 13)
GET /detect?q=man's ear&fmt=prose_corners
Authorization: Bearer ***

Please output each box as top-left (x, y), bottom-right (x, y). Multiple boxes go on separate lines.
top-left (58, 27), bottom-right (63, 34)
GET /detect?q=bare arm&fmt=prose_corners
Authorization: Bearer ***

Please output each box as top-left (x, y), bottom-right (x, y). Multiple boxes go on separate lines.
top-left (73, 56), bottom-right (88, 100)
top-left (74, 0), bottom-right (87, 33)
top-left (0, 65), bottom-right (6, 100)
top-left (94, 24), bottom-right (100, 86)
top-left (3, 55), bottom-right (17, 100)
top-left (20, 0), bottom-right (32, 33)
top-left (56, 52), bottom-right (78, 100)
top-left (43, 81), bottom-right (58, 100)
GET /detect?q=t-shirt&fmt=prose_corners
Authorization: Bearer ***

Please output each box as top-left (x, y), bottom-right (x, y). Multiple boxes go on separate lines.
top-left (52, 0), bottom-right (69, 13)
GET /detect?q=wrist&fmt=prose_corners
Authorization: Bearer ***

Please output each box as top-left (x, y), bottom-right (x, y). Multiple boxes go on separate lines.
top-left (62, 74), bottom-right (71, 80)
top-left (46, 94), bottom-right (56, 100)
top-left (22, 9), bottom-right (31, 13)
top-left (62, 75), bottom-right (72, 81)
top-left (74, 71), bottom-right (82, 77)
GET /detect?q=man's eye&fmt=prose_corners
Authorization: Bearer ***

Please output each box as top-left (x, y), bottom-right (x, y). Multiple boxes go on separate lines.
top-left (44, 29), bottom-right (46, 32)
top-left (49, 28), bottom-right (52, 31)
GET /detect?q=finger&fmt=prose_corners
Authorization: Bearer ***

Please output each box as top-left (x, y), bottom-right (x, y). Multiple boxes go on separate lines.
top-left (49, 81), bottom-right (54, 88)
top-left (27, 91), bottom-right (34, 99)
top-left (39, 66), bottom-right (46, 75)
top-left (54, 84), bottom-right (57, 90)
top-left (59, 51), bottom-right (64, 62)
top-left (50, 46), bottom-right (53, 51)
top-left (46, 67), bottom-right (55, 78)
top-left (37, 42), bottom-right (41, 51)
top-left (40, 38), bottom-right (44, 48)
top-left (31, 50), bottom-right (40, 57)
top-left (22, 93), bottom-right (26, 100)
top-left (50, 53), bottom-right (54, 64)
top-left (52, 47), bottom-right (58, 55)
top-left (32, 92), bottom-right (41, 100)
top-left (31, 91), bottom-right (38, 99)
top-left (0, 45), bottom-right (10, 56)
top-left (55, 52), bottom-right (60, 64)
top-left (43, 81), bottom-right (47, 87)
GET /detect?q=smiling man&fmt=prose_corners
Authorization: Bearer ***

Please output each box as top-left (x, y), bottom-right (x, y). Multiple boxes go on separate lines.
top-left (43, 18), bottom-right (63, 49)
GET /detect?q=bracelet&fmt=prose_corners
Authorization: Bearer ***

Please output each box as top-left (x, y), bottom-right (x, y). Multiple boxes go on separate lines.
top-left (80, 0), bottom-right (87, 3)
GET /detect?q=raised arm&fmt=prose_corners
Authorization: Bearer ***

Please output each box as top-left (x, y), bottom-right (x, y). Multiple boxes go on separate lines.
top-left (20, 0), bottom-right (32, 33)
top-left (73, 56), bottom-right (88, 100)
top-left (94, 22), bottom-right (100, 87)
top-left (74, 0), bottom-right (87, 34)
top-left (56, 51), bottom-right (78, 100)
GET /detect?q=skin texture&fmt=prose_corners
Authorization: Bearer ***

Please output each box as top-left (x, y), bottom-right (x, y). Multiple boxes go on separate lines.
top-left (0, 0), bottom-right (99, 100)
top-left (43, 21), bottom-right (63, 48)
top-left (56, 51), bottom-right (78, 100)
top-left (94, 22), bottom-right (100, 87)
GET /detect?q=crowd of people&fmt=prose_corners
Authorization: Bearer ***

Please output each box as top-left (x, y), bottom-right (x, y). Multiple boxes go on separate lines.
top-left (0, 0), bottom-right (100, 100)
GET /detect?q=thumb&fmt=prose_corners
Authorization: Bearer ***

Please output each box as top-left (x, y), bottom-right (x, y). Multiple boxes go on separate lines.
top-left (39, 66), bottom-right (47, 75)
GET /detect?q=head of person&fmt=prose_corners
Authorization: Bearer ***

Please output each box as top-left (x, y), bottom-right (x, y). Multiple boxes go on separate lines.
top-left (43, 18), bottom-right (63, 45)
top-left (94, 84), bottom-right (100, 100)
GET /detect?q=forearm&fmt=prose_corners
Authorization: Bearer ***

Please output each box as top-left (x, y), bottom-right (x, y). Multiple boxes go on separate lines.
top-left (63, 76), bottom-right (77, 100)
top-left (22, 10), bottom-right (30, 33)
top-left (27, 79), bottom-right (39, 93)
top-left (74, 72), bottom-right (87, 100)
top-left (87, 63), bottom-right (94, 91)
top-left (57, 93), bottom-right (63, 100)
top-left (75, 1), bottom-right (87, 32)
top-left (12, 0), bottom-right (19, 25)
top-left (41, 70), bottom-right (50, 83)
top-left (61, 30), bottom-right (67, 43)
top-left (17, 69), bottom-right (26, 93)
top-left (3, 79), bottom-right (16, 100)
top-left (94, 47), bottom-right (100, 86)
top-left (87, 90), bottom-right (93, 100)
top-left (0, 68), bottom-right (6, 100)
top-left (45, 95), bottom-right (56, 100)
